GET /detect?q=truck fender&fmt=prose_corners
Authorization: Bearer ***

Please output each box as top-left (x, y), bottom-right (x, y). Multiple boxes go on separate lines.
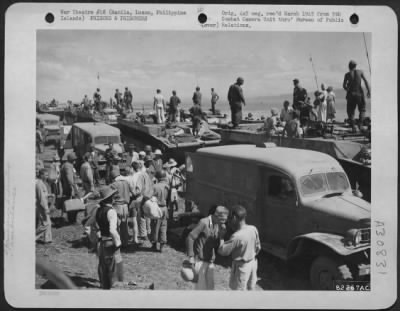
top-left (287, 232), bottom-right (370, 258)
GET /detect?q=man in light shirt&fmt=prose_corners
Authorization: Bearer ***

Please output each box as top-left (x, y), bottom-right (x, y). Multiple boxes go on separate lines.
top-left (218, 205), bottom-right (261, 290)
top-left (280, 100), bottom-right (293, 124)
top-left (95, 186), bottom-right (123, 289)
top-left (110, 170), bottom-right (131, 249)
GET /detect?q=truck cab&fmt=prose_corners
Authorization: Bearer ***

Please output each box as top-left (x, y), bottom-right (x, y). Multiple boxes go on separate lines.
top-left (185, 144), bottom-right (370, 290)
top-left (66, 122), bottom-right (127, 172)
top-left (36, 113), bottom-right (61, 143)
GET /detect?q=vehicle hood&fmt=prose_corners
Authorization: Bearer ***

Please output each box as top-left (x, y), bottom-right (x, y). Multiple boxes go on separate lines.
top-left (44, 125), bottom-right (60, 131)
top-left (306, 194), bottom-right (370, 222)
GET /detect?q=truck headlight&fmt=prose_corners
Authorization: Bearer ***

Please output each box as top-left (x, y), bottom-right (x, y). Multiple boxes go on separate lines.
top-left (346, 229), bottom-right (362, 246)
top-left (354, 230), bottom-right (362, 245)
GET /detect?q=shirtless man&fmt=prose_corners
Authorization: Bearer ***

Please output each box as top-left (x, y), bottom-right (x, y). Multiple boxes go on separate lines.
top-left (343, 60), bottom-right (371, 126)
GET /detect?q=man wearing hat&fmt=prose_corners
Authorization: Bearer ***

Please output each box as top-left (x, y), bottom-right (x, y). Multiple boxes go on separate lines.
top-left (138, 151), bottom-right (146, 172)
top-left (292, 79), bottom-right (308, 120)
top-left (153, 149), bottom-right (163, 172)
top-left (342, 60), bottom-right (371, 127)
top-left (227, 77), bottom-right (246, 128)
top-left (151, 170), bottom-right (170, 252)
top-left (144, 145), bottom-right (154, 159)
top-left (186, 205), bottom-right (229, 289)
top-left (110, 170), bottom-right (131, 248)
top-left (164, 158), bottom-right (179, 216)
top-left (60, 152), bottom-right (80, 222)
top-left (80, 152), bottom-right (94, 196)
top-left (95, 186), bottom-right (123, 289)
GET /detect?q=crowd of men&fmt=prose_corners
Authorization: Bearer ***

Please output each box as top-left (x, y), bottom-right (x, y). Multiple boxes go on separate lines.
top-left (36, 59), bottom-right (370, 290)
top-left (36, 141), bottom-right (261, 291)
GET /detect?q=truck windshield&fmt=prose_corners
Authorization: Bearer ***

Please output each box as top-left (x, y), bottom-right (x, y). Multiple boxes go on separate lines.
top-left (299, 172), bottom-right (349, 196)
top-left (94, 136), bottom-right (120, 144)
top-left (45, 120), bottom-right (59, 125)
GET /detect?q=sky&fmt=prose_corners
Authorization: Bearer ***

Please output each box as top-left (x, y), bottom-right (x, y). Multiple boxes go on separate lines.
top-left (37, 30), bottom-right (371, 103)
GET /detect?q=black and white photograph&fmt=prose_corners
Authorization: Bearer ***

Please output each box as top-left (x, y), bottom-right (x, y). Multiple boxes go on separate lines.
top-left (4, 3), bottom-right (397, 309)
top-left (35, 29), bottom-right (372, 291)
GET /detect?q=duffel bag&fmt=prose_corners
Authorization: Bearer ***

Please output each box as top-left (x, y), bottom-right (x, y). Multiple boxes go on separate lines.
top-left (142, 197), bottom-right (162, 219)
top-left (63, 198), bottom-right (85, 213)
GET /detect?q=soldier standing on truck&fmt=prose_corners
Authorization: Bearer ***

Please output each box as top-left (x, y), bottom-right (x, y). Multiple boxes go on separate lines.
top-left (192, 86), bottom-right (202, 106)
top-left (292, 78), bottom-right (308, 126)
top-left (186, 205), bottom-right (229, 290)
top-left (93, 88), bottom-right (102, 112)
top-left (227, 77), bottom-right (246, 128)
top-left (124, 87), bottom-right (134, 112)
top-left (342, 60), bottom-right (371, 127)
top-left (210, 88), bottom-right (219, 115)
top-left (218, 205), bottom-right (261, 291)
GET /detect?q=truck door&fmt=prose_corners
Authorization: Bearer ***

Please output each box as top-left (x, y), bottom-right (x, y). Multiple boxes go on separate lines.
top-left (260, 167), bottom-right (298, 247)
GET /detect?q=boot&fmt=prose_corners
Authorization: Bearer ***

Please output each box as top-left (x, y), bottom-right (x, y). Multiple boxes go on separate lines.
top-left (159, 244), bottom-right (164, 253)
top-left (151, 243), bottom-right (158, 252)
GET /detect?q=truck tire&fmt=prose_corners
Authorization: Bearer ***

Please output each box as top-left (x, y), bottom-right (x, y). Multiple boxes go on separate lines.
top-left (310, 255), bottom-right (353, 290)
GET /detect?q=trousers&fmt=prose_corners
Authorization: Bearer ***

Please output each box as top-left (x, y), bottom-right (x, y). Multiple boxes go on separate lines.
top-left (150, 206), bottom-right (168, 244)
top-left (194, 261), bottom-right (215, 290)
top-left (156, 105), bottom-right (165, 124)
top-left (36, 209), bottom-right (52, 243)
top-left (230, 102), bottom-right (243, 127)
top-left (347, 93), bottom-right (366, 124)
top-left (97, 240), bottom-right (123, 289)
top-left (229, 258), bottom-right (258, 290)
top-left (137, 199), bottom-right (151, 237)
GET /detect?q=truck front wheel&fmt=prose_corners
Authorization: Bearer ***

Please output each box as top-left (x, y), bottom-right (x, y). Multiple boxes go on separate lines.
top-left (310, 255), bottom-right (353, 290)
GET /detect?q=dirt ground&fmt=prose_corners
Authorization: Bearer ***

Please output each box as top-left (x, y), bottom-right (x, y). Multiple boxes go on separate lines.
top-left (36, 143), bottom-right (311, 291)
